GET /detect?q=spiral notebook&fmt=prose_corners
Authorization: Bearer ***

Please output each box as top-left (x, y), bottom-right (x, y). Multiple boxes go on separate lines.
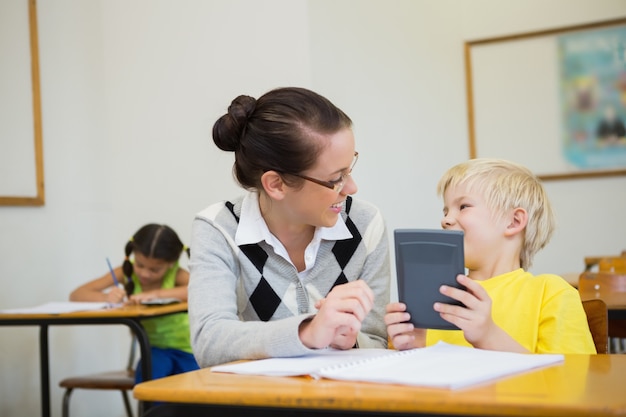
top-left (211, 342), bottom-right (564, 390)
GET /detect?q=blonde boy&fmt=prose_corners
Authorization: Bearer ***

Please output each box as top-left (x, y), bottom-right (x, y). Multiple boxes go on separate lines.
top-left (386, 158), bottom-right (596, 354)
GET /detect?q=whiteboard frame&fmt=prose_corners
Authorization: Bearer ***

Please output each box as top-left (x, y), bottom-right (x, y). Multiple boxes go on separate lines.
top-left (0, 0), bottom-right (45, 206)
top-left (464, 17), bottom-right (626, 181)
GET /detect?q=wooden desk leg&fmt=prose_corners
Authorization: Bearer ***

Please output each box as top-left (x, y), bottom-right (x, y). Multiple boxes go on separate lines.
top-left (124, 319), bottom-right (153, 412)
top-left (39, 324), bottom-right (50, 417)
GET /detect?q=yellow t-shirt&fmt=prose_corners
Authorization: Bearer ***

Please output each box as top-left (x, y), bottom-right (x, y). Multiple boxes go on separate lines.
top-left (426, 269), bottom-right (596, 354)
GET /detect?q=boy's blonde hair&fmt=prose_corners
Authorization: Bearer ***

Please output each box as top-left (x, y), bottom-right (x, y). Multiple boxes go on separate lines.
top-left (436, 158), bottom-right (555, 269)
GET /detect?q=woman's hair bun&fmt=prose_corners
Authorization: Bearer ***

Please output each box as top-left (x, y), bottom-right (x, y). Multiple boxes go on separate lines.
top-left (212, 95), bottom-right (256, 152)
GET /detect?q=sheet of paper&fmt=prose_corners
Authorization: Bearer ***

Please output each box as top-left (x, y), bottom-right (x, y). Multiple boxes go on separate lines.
top-left (212, 342), bottom-right (564, 390)
top-left (211, 348), bottom-right (396, 377)
top-left (0, 301), bottom-right (111, 314)
top-left (318, 342), bottom-right (565, 390)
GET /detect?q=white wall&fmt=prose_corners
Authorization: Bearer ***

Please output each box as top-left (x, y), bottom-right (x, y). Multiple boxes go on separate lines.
top-left (1, 1), bottom-right (625, 416)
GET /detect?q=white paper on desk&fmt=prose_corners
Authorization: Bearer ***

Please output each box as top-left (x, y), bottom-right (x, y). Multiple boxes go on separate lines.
top-left (212, 342), bottom-right (564, 390)
top-left (211, 348), bottom-right (397, 377)
top-left (318, 342), bottom-right (565, 390)
top-left (0, 301), bottom-right (111, 314)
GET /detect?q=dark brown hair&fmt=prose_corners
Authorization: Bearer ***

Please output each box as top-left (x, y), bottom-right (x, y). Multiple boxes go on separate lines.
top-left (212, 87), bottom-right (353, 190)
top-left (122, 224), bottom-right (189, 294)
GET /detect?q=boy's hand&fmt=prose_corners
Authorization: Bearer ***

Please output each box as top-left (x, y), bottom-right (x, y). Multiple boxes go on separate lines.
top-left (435, 274), bottom-right (528, 352)
top-left (384, 302), bottom-right (425, 350)
top-left (300, 280), bottom-right (374, 350)
top-left (435, 274), bottom-right (495, 346)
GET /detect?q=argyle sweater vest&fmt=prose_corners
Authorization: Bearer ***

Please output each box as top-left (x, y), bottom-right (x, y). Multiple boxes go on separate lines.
top-left (188, 193), bottom-right (390, 367)
top-left (223, 196), bottom-right (361, 321)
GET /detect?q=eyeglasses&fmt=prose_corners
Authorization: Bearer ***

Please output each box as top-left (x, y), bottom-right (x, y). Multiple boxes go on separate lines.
top-left (291, 151), bottom-right (359, 193)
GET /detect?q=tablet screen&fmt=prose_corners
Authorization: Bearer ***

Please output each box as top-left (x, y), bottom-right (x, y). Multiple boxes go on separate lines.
top-left (395, 229), bottom-right (465, 330)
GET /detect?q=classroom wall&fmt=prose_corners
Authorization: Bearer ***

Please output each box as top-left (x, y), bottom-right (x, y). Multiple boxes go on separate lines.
top-left (1, 1), bottom-right (625, 416)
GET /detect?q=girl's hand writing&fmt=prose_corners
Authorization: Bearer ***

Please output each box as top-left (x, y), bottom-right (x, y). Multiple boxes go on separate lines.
top-left (106, 285), bottom-right (127, 304)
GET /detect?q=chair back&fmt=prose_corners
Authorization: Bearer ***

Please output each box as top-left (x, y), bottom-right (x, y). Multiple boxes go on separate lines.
top-left (584, 250), bottom-right (626, 271)
top-left (598, 257), bottom-right (626, 273)
top-left (579, 272), bottom-right (626, 294)
top-left (579, 272), bottom-right (626, 342)
top-left (581, 299), bottom-right (608, 354)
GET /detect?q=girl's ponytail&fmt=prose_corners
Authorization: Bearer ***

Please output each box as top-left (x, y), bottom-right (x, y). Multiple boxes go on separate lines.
top-left (122, 239), bottom-right (135, 296)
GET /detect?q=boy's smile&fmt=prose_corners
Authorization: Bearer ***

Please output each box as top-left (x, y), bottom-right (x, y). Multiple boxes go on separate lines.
top-left (441, 184), bottom-right (511, 279)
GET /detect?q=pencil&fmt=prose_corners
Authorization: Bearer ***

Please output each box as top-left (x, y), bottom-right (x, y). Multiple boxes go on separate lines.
top-left (106, 257), bottom-right (121, 287)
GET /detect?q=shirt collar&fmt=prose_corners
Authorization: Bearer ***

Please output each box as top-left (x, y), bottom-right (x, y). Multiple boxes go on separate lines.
top-left (235, 191), bottom-right (352, 246)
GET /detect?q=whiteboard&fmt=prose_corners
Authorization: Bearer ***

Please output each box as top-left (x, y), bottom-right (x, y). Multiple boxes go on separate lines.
top-left (465, 18), bottom-right (626, 181)
top-left (0, 0), bottom-right (44, 205)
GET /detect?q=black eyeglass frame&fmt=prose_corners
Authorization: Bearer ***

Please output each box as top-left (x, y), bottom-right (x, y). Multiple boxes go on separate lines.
top-left (285, 151), bottom-right (359, 193)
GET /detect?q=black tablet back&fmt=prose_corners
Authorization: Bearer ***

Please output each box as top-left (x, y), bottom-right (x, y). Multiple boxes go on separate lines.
top-left (394, 229), bottom-right (465, 330)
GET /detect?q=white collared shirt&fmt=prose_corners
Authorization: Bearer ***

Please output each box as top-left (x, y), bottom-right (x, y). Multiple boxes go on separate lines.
top-left (234, 192), bottom-right (352, 278)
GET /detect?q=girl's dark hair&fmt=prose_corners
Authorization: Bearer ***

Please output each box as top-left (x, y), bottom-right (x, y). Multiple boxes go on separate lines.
top-left (212, 87), bottom-right (353, 190)
top-left (122, 224), bottom-right (189, 295)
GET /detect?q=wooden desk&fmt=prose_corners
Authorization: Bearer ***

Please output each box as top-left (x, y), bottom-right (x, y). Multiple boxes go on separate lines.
top-left (134, 354), bottom-right (626, 417)
top-left (0, 302), bottom-right (187, 417)
top-left (579, 287), bottom-right (626, 320)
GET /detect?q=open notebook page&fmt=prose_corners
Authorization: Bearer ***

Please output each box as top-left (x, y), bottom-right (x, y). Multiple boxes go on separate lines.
top-left (211, 348), bottom-right (396, 377)
top-left (212, 342), bottom-right (564, 390)
top-left (318, 342), bottom-right (564, 389)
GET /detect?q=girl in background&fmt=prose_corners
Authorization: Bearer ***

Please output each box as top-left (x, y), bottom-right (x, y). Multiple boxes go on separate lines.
top-left (70, 223), bottom-right (199, 382)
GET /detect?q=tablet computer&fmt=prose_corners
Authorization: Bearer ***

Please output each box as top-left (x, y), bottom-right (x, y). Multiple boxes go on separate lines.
top-left (394, 229), bottom-right (465, 330)
top-left (140, 297), bottom-right (182, 306)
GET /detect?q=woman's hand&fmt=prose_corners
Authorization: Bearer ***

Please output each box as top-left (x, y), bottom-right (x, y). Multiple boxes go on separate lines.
top-left (299, 280), bottom-right (374, 350)
top-left (384, 302), bottom-right (425, 350)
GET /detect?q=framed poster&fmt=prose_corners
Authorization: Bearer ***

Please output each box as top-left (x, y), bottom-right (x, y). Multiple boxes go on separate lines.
top-left (0, 0), bottom-right (44, 205)
top-left (465, 17), bottom-right (626, 180)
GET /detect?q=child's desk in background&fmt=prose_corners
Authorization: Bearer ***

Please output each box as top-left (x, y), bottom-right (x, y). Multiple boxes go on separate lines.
top-left (579, 284), bottom-right (626, 320)
top-left (0, 302), bottom-right (187, 417)
top-left (134, 353), bottom-right (626, 417)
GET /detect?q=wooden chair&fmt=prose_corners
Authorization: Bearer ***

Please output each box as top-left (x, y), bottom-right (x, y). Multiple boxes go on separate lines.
top-left (579, 271), bottom-right (626, 294)
top-left (581, 299), bottom-right (609, 354)
top-left (585, 250), bottom-right (626, 271)
top-left (579, 272), bottom-right (626, 353)
top-left (598, 257), bottom-right (626, 273)
top-left (59, 336), bottom-right (137, 417)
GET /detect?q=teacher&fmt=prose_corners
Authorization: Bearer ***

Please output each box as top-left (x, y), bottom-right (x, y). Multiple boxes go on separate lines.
top-left (188, 87), bottom-right (390, 367)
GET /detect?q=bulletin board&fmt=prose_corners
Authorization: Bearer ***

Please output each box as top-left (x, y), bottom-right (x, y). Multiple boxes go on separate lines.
top-left (465, 17), bottom-right (626, 180)
top-left (0, 0), bottom-right (44, 205)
